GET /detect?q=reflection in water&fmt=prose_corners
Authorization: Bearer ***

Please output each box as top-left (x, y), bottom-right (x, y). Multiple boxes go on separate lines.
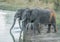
top-left (0, 10), bottom-right (20, 42)
top-left (0, 10), bottom-right (60, 42)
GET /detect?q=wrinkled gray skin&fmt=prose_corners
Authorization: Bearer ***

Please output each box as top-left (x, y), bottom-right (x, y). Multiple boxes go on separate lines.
top-left (23, 8), bottom-right (49, 34)
top-left (30, 8), bottom-right (50, 24)
top-left (30, 8), bottom-right (56, 33)
top-left (23, 8), bottom-right (56, 33)
top-left (24, 8), bottom-right (50, 33)
top-left (10, 8), bottom-right (30, 42)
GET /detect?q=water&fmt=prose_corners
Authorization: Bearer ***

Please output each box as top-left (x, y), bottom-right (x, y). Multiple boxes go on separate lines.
top-left (0, 10), bottom-right (60, 42)
top-left (0, 10), bottom-right (20, 42)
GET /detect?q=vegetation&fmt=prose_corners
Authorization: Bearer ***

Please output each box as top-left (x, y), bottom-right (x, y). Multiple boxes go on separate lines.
top-left (56, 11), bottom-right (60, 25)
top-left (0, 0), bottom-right (60, 11)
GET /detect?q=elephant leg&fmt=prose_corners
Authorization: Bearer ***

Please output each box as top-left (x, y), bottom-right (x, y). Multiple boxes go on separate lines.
top-left (52, 23), bottom-right (57, 33)
top-left (36, 23), bottom-right (40, 33)
top-left (33, 24), bottom-right (35, 34)
top-left (18, 18), bottom-right (21, 29)
top-left (36, 26), bottom-right (40, 33)
top-left (19, 30), bottom-right (22, 42)
top-left (47, 24), bottom-right (51, 33)
top-left (51, 16), bottom-right (57, 33)
top-left (26, 23), bottom-right (29, 31)
top-left (18, 19), bottom-right (22, 42)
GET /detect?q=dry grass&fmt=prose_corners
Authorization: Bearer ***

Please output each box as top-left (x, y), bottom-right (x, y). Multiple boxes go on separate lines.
top-left (0, 0), bottom-right (54, 10)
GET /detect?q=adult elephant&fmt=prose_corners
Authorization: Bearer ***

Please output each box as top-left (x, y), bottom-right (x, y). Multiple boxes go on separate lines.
top-left (23, 8), bottom-right (57, 33)
top-left (30, 8), bottom-right (57, 33)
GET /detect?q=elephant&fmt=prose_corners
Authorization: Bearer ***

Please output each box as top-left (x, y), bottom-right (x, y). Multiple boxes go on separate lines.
top-left (10, 8), bottom-right (57, 42)
top-left (10, 8), bottom-right (30, 42)
top-left (23, 8), bottom-right (57, 33)
top-left (30, 8), bottom-right (57, 33)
